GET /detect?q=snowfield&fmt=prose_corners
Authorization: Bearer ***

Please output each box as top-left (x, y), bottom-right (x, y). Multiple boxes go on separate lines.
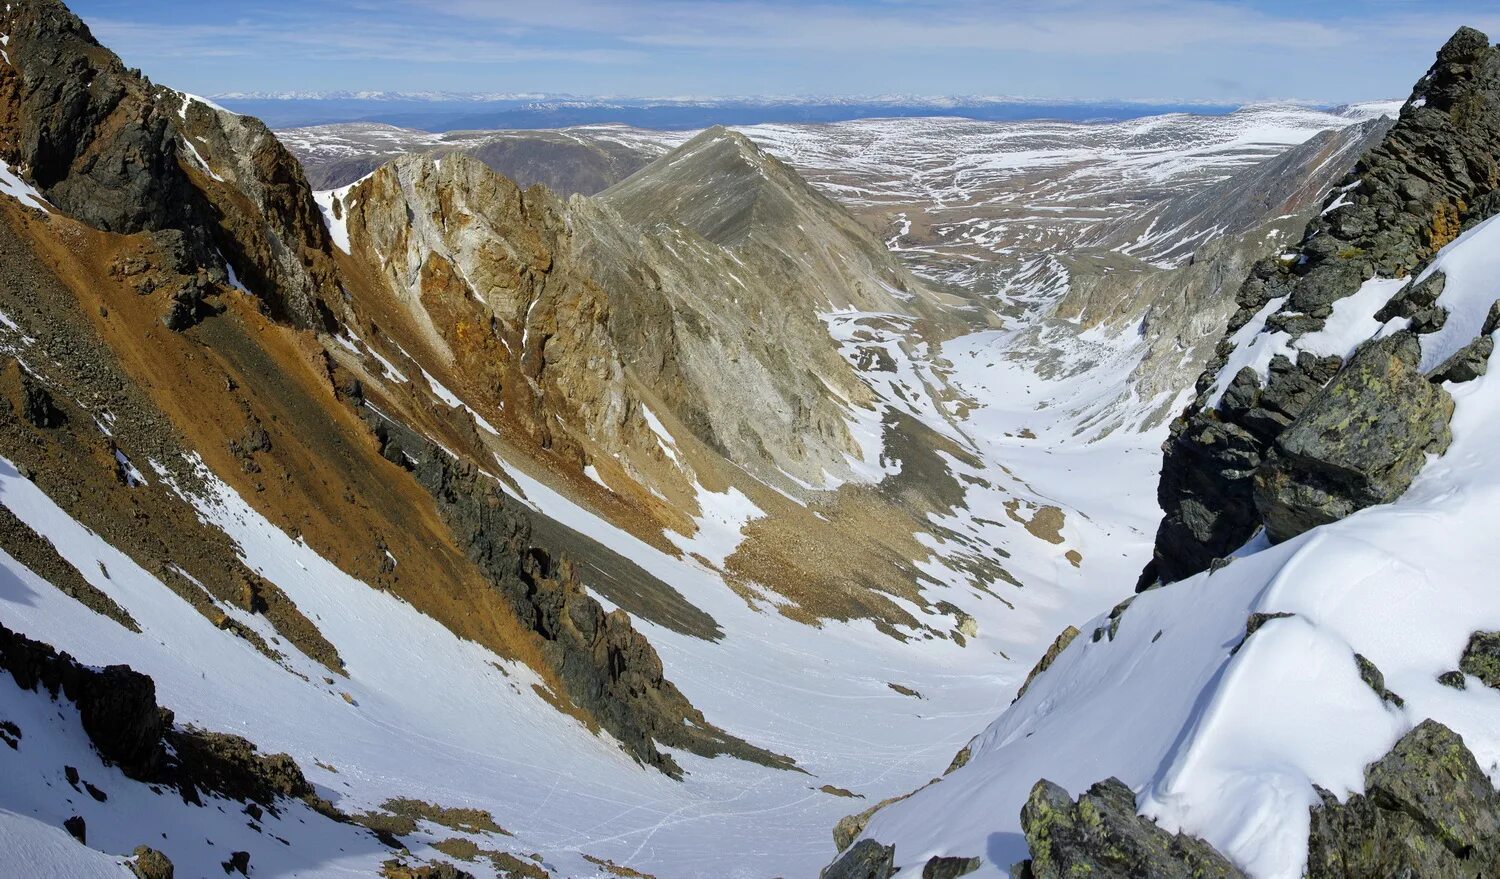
top-left (860, 214), bottom-right (1500, 878)
top-left (0, 294), bottom-right (1168, 877)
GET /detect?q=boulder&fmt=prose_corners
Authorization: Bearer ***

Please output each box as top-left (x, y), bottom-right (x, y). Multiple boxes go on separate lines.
top-left (822, 839), bottom-right (895, 879)
top-left (1253, 333), bottom-right (1453, 543)
top-left (1430, 334), bottom-right (1494, 383)
top-left (130, 846), bottom-right (174, 879)
top-left (1307, 719), bottom-right (1500, 878)
top-left (1459, 630), bottom-right (1500, 688)
top-left (1016, 778), bottom-right (1244, 879)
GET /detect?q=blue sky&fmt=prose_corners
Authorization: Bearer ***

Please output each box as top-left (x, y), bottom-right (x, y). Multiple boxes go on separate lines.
top-left (69, 0), bottom-right (1500, 102)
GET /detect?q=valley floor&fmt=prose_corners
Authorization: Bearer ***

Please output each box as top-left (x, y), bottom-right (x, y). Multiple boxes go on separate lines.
top-left (0, 313), bottom-right (1164, 878)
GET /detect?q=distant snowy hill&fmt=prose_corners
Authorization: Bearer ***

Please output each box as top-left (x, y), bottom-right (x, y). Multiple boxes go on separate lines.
top-left (222, 92), bottom-right (1249, 131)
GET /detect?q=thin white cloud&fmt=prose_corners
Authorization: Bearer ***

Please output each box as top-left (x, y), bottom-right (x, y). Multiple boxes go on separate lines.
top-left (418, 0), bottom-right (1355, 55)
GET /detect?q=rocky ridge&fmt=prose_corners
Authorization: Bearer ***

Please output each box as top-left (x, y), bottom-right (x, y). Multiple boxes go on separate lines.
top-left (1145, 26), bottom-right (1500, 585)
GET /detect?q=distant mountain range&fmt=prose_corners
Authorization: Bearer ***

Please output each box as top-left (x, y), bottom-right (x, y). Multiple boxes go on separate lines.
top-left (212, 92), bottom-right (1256, 131)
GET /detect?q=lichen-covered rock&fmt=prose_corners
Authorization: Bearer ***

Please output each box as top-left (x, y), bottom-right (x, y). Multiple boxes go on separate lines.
top-left (822, 839), bottom-right (895, 879)
top-left (1231, 611), bottom-right (1294, 653)
top-left (1253, 332), bottom-right (1453, 543)
top-left (1459, 630), bottom-right (1500, 688)
top-left (1354, 653), bottom-right (1405, 707)
top-left (1016, 778), bottom-right (1245, 879)
top-left (129, 846), bottom-right (174, 879)
top-left (1306, 719), bottom-right (1500, 878)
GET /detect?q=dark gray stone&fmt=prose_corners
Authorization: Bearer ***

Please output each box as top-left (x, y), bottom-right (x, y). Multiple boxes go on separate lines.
top-left (1438, 670), bottom-right (1467, 690)
top-left (1354, 653), bottom-right (1405, 707)
top-left (1147, 26), bottom-right (1500, 585)
top-left (1253, 333), bottom-right (1453, 543)
top-left (1430, 334), bottom-right (1494, 383)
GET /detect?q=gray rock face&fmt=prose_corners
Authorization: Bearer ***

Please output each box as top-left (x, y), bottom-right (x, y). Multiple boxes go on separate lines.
top-left (1430, 334), bottom-right (1495, 383)
top-left (1014, 778), bottom-right (1245, 879)
top-left (1145, 26), bottom-right (1500, 586)
top-left (1307, 719), bottom-right (1500, 878)
top-left (0, 1), bottom-right (194, 236)
top-left (822, 839), bottom-right (895, 879)
top-left (1252, 333), bottom-right (1453, 543)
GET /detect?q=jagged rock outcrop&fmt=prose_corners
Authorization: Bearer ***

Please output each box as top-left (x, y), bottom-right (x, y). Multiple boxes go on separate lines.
top-left (0, 620), bottom-right (330, 809)
top-left (1007, 721), bottom-right (1500, 879)
top-left (1145, 27), bottom-right (1500, 586)
top-left (921, 855), bottom-right (980, 878)
top-left (0, 620), bottom-right (168, 778)
top-left (822, 838), bottom-right (896, 879)
top-left (1253, 332), bottom-right (1453, 542)
top-left (1013, 778), bottom-right (1245, 879)
top-left (129, 846), bottom-right (175, 879)
top-left (1013, 625), bottom-right (1079, 702)
top-left (1307, 720), bottom-right (1500, 877)
top-left (0, 0), bottom-right (340, 328)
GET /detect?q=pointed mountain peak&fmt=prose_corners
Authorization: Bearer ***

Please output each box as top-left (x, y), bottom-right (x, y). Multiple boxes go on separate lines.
top-left (1437, 25), bottom-right (1492, 62)
top-left (601, 124), bottom-right (831, 249)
